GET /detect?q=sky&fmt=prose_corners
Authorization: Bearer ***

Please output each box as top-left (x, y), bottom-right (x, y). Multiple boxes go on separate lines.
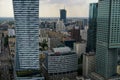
top-left (0, 0), bottom-right (98, 17)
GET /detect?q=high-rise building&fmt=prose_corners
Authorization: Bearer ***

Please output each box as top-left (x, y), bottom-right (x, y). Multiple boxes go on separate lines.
top-left (96, 0), bottom-right (120, 78)
top-left (13, 0), bottom-right (40, 70)
top-left (60, 9), bottom-right (67, 23)
top-left (86, 3), bottom-right (98, 52)
top-left (70, 27), bottom-right (82, 42)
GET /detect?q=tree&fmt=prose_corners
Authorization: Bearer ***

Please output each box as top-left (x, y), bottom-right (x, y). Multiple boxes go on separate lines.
top-left (39, 39), bottom-right (48, 51)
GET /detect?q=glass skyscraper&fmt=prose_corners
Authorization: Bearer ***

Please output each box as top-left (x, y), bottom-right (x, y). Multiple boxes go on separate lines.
top-left (86, 3), bottom-right (98, 52)
top-left (13, 0), bottom-right (40, 70)
top-left (96, 0), bottom-right (120, 78)
top-left (60, 9), bottom-right (67, 23)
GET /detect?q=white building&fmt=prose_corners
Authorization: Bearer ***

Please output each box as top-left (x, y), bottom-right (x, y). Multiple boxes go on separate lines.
top-left (39, 29), bottom-right (48, 43)
top-left (8, 29), bottom-right (15, 37)
top-left (74, 42), bottom-right (86, 57)
top-left (43, 47), bottom-right (78, 80)
top-left (80, 26), bottom-right (88, 40)
top-left (56, 20), bottom-right (66, 31)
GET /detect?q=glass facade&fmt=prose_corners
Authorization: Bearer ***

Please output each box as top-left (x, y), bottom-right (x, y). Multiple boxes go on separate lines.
top-left (86, 3), bottom-right (98, 52)
top-left (60, 9), bottom-right (67, 23)
top-left (13, 0), bottom-right (40, 70)
top-left (109, 0), bottom-right (120, 48)
top-left (96, 0), bottom-right (120, 78)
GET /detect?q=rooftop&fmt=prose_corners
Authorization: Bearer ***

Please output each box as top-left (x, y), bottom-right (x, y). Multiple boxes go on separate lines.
top-left (43, 47), bottom-right (76, 56)
top-left (53, 47), bottom-right (71, 53)
top-left (84, 52), bottom-right (95, 56)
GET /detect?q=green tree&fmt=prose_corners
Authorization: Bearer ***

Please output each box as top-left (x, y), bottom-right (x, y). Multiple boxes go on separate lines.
top-left (39, 39), bottom-right (48, 51)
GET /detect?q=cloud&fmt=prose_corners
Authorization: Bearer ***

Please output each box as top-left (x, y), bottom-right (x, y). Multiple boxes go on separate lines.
top-left (0, 0), bottom-right (98, 17)
top-left (0, 0), bottom-right (13, 17)
top-left (41, 0), bottom-right (87, 6)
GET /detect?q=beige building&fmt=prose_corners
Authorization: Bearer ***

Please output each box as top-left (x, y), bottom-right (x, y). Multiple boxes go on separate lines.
top-left (74, 42), bottom-right (86, 57)
top-left (117, 65), bottom-right (120, 75)
top-left (8, 37), bottom-right (15, 56)
top-left (83, 52), bottom-right (95, 77)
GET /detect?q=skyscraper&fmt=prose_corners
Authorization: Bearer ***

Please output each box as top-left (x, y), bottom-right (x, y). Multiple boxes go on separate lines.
top-left (70, 27), bottom-right (82, 42)
top-left (13, 0), bottom-right (40, 70)
top-left (86, 3), bottom-right (98, 52)
top-left (96, 0), bottom-right (120, 78)
top-left (60, 9), bottom-right (67, 23)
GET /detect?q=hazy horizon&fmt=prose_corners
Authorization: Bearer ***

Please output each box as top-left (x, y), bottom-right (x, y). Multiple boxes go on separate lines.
top-left (0, 0), bottom-right (98, 17)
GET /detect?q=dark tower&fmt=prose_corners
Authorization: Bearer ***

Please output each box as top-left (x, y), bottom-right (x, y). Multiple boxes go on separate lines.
top-left (86, 3), bottom-right (98, 52)
top-left (60, 9), bottom-right (67, 24)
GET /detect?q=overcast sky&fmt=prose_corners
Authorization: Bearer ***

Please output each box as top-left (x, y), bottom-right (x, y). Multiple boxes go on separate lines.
top-left (0, 0), bottom-right (98, 17)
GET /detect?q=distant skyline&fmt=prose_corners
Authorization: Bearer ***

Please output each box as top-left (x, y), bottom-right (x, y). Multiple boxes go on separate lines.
top-left (0, 0), bottom-right (98, 17)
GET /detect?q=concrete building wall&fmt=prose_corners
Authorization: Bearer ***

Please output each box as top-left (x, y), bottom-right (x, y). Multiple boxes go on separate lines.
top-left (83, 53), bottom-right (95, 77)
top-left (74, 42), bottom-right (86, 57)
top-left (48, 53), bottom-right (78, 73)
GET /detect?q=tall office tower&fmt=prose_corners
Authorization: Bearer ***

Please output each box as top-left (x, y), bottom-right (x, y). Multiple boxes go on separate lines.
top-left (70, 27), bottom-right (82, 42)
top-left (60, 9), bottom-right (67, 23)
top-left (86, 3), bottom-right (98, 53)
top-left (96, 0), bottom-right (120, 78)
top-left (13, 0), bottom-right (40, 70)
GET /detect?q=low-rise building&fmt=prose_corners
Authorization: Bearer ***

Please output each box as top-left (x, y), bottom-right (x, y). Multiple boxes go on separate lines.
top-left (8, 37), bottom-right (15, 56)
top-left (8, 29), bottom-right (15, 37)
top-left (39, 29), bottom-right (48, 43)
top-left (74, 42), bottom-right (86, 57)
top-left (43, 47), bottom-right (78, 80)
top-left (48, 37), bottom-right (62, 49)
